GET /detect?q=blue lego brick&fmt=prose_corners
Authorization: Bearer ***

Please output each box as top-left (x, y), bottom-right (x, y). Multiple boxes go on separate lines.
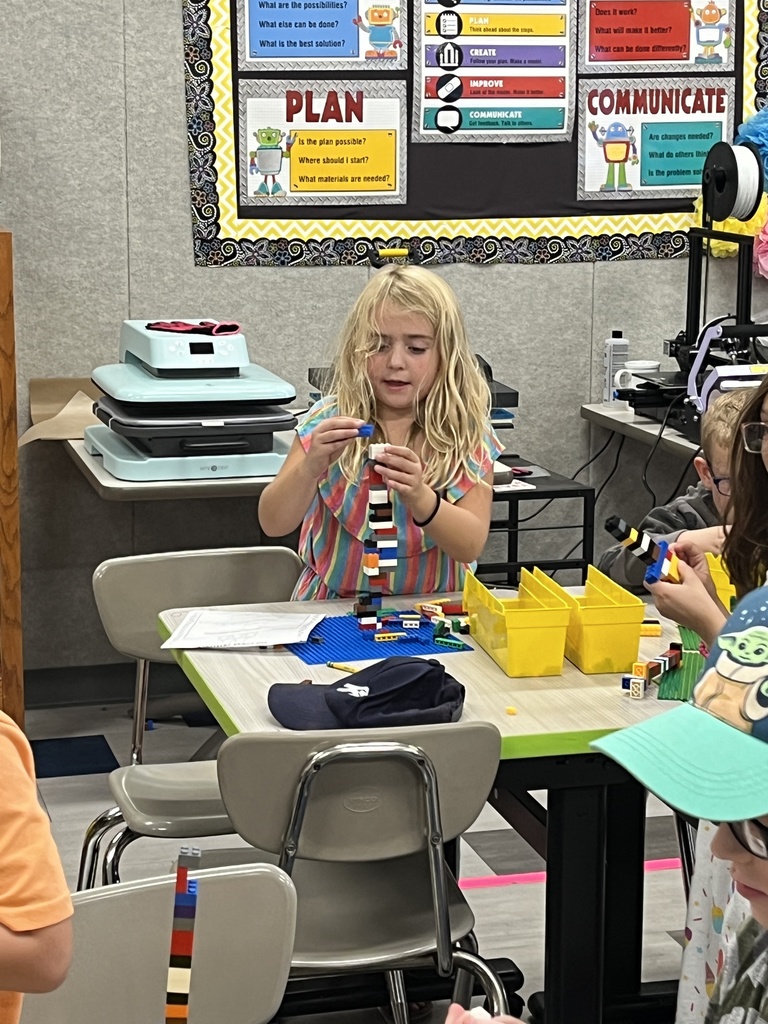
top-left (644, 540), bottom-right (671, 585)
top-left (358, 424), bottom-right (374, 437)
top-left (287, 613), bottom-right (471, 665)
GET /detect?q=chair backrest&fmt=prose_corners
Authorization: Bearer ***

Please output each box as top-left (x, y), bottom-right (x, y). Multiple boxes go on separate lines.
top-left (92, 546), bottom-right (303, 663)
top-left (217, 722), bottom-right (501, 862)
top-left (20, 863), bottom-right (296, 1024)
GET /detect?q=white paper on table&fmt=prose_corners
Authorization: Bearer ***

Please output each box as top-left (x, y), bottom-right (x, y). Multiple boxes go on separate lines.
top-left (161, 609), bottom-right (325, 649)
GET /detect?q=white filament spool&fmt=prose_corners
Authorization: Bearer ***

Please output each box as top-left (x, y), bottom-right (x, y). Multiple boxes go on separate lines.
top-left (702, 141), bottom-right (764, 222)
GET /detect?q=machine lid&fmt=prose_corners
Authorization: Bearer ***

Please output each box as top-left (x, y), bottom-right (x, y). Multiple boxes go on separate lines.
top-left (95, 394), bottom-right (298, 431)
top-left (92, 361), bottom-right (296, 404)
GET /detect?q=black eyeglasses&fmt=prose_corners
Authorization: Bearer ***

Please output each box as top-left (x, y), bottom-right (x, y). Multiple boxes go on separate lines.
top-left (706, 461), bottom-right (731, 497)
top-left (742, 421), bottom-right (768, 454)
top-left (715, 819), bottom-right (768, 859)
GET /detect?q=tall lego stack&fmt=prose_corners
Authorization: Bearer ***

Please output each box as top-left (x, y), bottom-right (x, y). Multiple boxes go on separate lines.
top-left (355, 443), bottom-right (399, 634)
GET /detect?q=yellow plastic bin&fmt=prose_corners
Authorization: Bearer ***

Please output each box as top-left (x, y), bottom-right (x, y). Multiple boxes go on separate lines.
top-left (530, 566), bottom-right (644, 674)
top-left (706, 553), bottom-right (736, 612)
top-left (463, 569), bottom-right (570, 677)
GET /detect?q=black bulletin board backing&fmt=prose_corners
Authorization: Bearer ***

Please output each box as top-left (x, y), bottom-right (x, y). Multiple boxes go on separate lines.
top-left (185, 0), bottom-right (767, 266)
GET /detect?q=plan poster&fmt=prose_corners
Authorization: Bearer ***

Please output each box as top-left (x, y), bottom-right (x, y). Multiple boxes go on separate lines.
top-left (412, 0), bottom-right (576, 142)
top-left (579, 0), bottom-right (735, 75)
top-left (236, 0), bottom-right (408, 70)
top-left (239, 79), bottom-right (407, 205)
top-left (578, 76), bottom-right (733, 199)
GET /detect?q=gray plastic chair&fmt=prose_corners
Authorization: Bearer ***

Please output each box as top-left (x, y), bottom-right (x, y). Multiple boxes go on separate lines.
top-left (79, 545), bottom-right (302, 890)
top-left (92, 545), bottom-right (303, 764)
top-left (20, 862), bottom-right (296, 1024)
top-left (217, 721), bottom-right (510, 1024)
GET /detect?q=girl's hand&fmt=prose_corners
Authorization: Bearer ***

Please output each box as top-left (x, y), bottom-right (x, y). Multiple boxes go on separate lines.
top-left (444, 1003), bottom-right (524, 1024)
top-left (373, 445), bottom-right (433, 514)
top-left (668, 538), bottom-right (718, 602)
top-left (677, 525), bottom-right (728, 557)
top-left (304, 416), bottom-right (365, 478)
top-left (644, 561), bottom-right (726, 646)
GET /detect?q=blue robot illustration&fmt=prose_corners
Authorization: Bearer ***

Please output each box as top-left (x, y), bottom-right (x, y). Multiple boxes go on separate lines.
top-left (249, 127), bottom-right (295, 197)
top-left (693, 3), bottom-right (731, 64)
top-left (353, 5), bottom-right (402, 58)
top-left (588, 121), bottom-right (639, 192)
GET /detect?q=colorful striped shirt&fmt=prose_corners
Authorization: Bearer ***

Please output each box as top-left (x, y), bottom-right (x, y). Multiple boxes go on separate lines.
top-left (292, 396), bottom-right (502, 600)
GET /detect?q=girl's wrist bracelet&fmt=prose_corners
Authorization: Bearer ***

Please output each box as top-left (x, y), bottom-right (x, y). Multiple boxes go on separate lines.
top-left (413, 489), bottom-right (441, 528)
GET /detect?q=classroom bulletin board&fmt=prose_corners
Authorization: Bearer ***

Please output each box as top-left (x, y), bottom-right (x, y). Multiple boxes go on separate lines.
top-left (184, 0), bottom-right (766, 265)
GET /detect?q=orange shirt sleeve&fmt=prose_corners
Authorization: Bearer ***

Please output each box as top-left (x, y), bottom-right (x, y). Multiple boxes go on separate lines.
top-left (0, 712), bottom-right (72, 934)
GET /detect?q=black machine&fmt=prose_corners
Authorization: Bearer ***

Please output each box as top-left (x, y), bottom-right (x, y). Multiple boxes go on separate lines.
top-left (617, 140), bottom-right (768, 444)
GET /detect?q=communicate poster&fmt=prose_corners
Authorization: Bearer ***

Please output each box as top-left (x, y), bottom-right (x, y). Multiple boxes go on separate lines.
top-left (578, 76), bottom-right (733, 199)
top-left (413, 0), bottom-right (576, 142)
top-left (579, 0), bottom-right (735, 74)
top-left (237, 0), bottom-right (408, 69)
top-left (239, 79), bottom-right (407, 205)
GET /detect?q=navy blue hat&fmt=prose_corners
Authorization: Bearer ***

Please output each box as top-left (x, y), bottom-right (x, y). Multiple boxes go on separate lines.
top-left (267, 656), bottom-right (465, 731)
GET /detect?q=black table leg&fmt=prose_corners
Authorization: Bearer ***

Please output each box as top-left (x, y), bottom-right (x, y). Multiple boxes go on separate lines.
top-left (544, 785), bottom-right (606, 1024)
top-left (603, 779), bottom-right (646, 1001)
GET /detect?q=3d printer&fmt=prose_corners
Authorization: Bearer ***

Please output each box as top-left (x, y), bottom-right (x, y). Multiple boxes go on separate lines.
top-left (617, 139), bottom-right (768, 443)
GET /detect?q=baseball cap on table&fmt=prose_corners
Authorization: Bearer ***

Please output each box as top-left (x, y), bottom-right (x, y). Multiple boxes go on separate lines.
top-left (268, 656), bottom-right (465, 731)
top-left (592, 586), bottom-right (768, 823)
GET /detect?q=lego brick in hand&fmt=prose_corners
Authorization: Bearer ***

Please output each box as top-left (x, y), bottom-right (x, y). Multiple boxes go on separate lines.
top-left (643, 540), bottom-right (681, 585)
top-left (604, 515), bottom-right (658, 567)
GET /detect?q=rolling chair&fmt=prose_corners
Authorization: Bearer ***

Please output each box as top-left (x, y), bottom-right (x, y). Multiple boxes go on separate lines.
top-left (21, 862), bottom-right (296, 1024)
top-left (78, 545), bottom-right (302, 889)
top-left (217, 722), bottom-right (519, 1024)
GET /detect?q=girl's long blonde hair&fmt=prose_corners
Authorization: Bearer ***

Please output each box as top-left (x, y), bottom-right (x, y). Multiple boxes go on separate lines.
top-left (330, 266), bottom-right (492, 489)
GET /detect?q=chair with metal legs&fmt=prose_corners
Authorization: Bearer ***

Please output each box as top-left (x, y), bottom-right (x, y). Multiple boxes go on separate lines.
top-left (217, 721), bottom-right (515, 1023)
top-left (21, 862), bottom-right (296, 1024)
top-left (78, 545), bottom-right (302, 889)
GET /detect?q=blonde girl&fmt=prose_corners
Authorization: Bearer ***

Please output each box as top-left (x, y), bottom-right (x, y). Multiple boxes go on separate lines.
top-left (258, 265), bottom-right (502, 599)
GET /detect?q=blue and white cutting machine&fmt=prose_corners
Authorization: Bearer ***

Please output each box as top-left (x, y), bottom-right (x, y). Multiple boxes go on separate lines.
top-left (84, 320), bottom-right (298, 481)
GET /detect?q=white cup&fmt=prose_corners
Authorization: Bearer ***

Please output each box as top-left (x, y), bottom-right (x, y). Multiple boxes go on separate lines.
top-left (624, 359), bottom-right (661, 387)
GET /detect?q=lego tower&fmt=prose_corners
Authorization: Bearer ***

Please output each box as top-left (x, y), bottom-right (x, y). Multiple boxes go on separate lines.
top-left (355, 443), bottom-right (398, 633)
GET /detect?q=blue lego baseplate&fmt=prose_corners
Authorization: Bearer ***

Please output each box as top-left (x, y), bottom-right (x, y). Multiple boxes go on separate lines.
top-left (285, 612), bottom-right (471, 665)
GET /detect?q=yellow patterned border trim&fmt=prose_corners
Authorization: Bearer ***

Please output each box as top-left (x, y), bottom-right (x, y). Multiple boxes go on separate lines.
top-left (186, 0), bottom-right (759, 263)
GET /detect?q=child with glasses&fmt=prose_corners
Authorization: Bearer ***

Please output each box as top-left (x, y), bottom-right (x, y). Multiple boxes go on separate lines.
top-left (597, 389), bottom-right (748, 592)
top-left (592, 577), bottom-right (768, 1023)
top-left (647, 375), bottom-right (768, 647)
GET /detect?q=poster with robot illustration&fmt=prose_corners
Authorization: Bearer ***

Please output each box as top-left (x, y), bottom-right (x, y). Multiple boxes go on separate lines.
top-left (239, 79), bottom-right (407, 205)
top-left (579, 0), bottom-right (735, 74)
top-left (412, 0), bottom-right (577, 143)
top-left (237, 0), bottom-right (408, 69)
top-left (577, 76), bottom-right (733, 200)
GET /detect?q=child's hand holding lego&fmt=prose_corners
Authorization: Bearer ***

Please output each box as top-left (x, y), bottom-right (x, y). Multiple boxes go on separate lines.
top-left (373, 445), bottom-right (433, 516)
top-left (444, 1003), bottom-right (524, 1024)
top-left (645, 560), bottom-right (726, 648)
top-left (305, 416), bottom-right (366, 478)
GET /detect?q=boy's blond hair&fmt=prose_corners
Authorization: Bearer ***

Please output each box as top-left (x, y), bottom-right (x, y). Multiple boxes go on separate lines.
top-left (700, 389), bottom-right (751, 462)
top-left (330, 265), bottom-right (492, 489)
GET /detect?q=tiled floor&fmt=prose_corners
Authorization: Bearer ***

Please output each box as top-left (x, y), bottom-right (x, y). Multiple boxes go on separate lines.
top-left (27, 702), bottom-right (687, 1023)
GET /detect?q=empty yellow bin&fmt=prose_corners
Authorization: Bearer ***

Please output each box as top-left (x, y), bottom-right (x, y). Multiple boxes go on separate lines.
top-left (706, 553), bottom-right (736, 612)
top-left (530, 566), bottom-right (644, 674)
top-left (463, 569), bottom-right (570, 677)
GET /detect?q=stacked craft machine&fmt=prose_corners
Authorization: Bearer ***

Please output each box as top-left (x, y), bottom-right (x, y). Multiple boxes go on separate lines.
top-left (85, 320), bottom-right (297, 481)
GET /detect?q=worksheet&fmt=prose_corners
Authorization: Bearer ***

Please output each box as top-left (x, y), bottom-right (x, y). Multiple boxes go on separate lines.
top-left (161, 609), bottom-right (326, 649)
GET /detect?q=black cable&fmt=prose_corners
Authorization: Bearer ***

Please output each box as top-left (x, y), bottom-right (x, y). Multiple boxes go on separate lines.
top-left (594, 433), bottom-right (626, 504)
top-left (571, 430), bottom-right (617, 480)
top-left (516, 430), bottom-right (618, 524)
top-left (640, 393), bottom-right (687, 508)
top-left (550, 435), bottom-right (626, 574)
top-left (662, 449), bottom-right (701, 506)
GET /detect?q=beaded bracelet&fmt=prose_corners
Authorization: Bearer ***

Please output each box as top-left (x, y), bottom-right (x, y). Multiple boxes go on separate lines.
top-left (413, 490), bottom-right (441, 528)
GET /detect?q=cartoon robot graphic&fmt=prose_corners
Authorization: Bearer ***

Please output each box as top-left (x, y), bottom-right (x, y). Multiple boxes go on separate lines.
top-left (249, 127), bottom-right (295, 197)
top-left (353, 5), bottom-right (402, 59)
top-left (692, 3), bottom-right (731, 65)
top-left (588, 121), bottom-right (639, 192)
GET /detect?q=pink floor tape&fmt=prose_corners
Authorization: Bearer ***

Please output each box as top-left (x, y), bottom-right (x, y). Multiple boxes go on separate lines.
top-left (458, 857), bottom-right (681, 891)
